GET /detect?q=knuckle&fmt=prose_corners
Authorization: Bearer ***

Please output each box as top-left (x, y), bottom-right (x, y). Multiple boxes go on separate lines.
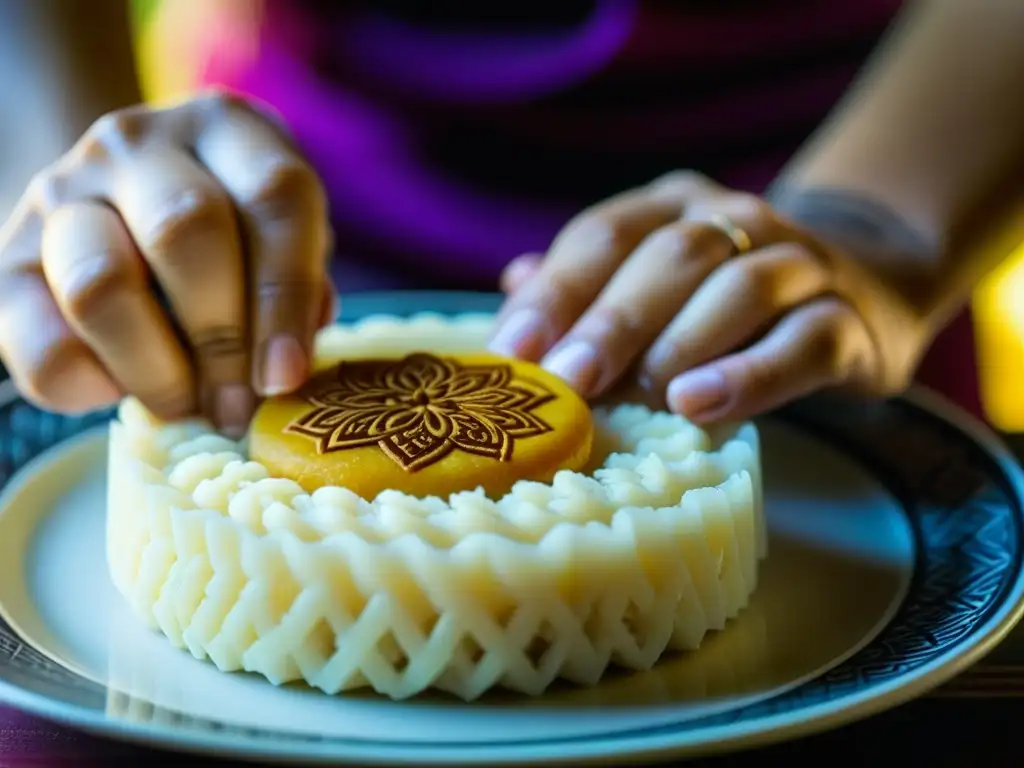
top-left (668, 222), bottom-right (730, 265)
top-left (723, 192), bottom-right (771, 223)
top-left (241, 160), bottom-right (324, 223)
top-left (56, 250), bottom-right (138, 322)
top-left (553, 211), bottom-right (640, 265)
top-left (83, 108), bottom-right (148, 155)
top-left (649, 169), bottom-right (708, 195)
top-left (144, 186), bottom-right (233, 254)
top-left (644, 225), bottom-right (689, 263)
top-left (26, 167), bottom-right (68, 214)
top-left (588, 301), bottom-right (646, 342)
top-left (191, 325), bottom-right (247, 364)
top-left (257, 277), bottom-right (319, 305)
top-left (254, 278), bottom-right (323, 337)
top-left (722, 258), bottom-right (780, 314)
top-left (196, 89), bottom-right (248, 118)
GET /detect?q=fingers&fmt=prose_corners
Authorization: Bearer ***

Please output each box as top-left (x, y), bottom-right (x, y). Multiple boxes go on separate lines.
top-left (641, 243), bottom-right (831, 392)
top-left (666, 297), bottom-right (876, 424)
top-left (193, 96), bottom-right (329, 397)
top-left (40, 201), bottom-right (195, 421)
top-left (0, 272), bottom-right (120, 414)
top-left (0, 94), bottom-right (333, 427)
top-left (109, 149), bottom-right (250, 432)
top-left (683, 191), bottom-right (790, 247)
top-left (531, 190), bottom-right (783, 398)
top-left (536, 219), bottom-right (739, 397)
top-left (488, 189), bottom-right (683, 360)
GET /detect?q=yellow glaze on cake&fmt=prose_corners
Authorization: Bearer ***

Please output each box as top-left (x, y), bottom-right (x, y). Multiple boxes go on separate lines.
top-left (249, 352), bottom-right (594, 500)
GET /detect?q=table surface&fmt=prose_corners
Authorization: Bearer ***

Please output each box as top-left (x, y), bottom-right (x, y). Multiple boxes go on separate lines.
top-left (3, 434), bottom-right (1024, 768)
top-left (2, 637), bottom-right (1022, 767)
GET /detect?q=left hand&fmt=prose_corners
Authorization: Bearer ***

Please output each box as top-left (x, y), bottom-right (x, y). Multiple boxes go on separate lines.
top-left (488, 171), bottom-right (936, 424)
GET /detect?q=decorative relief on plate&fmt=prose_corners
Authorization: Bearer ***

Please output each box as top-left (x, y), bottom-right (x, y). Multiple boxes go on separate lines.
top-left (677, 397), bottom-right (1023, 730)
top-left (285, 353), bottom-right (556, 472)
top-left (0, 404), bottom-right (110, 696)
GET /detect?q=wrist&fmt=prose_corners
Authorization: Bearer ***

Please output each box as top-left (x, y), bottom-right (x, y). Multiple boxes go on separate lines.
top-left (765, 183), bottom-right (939, 258)
top-left (765, 183), bottom-right (956, 327)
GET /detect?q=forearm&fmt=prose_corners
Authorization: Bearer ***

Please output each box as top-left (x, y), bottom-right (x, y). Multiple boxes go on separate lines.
top-left (771, 0), bottom-right (1024, 324)
top-left (0, 0), bottom-right (142, 217)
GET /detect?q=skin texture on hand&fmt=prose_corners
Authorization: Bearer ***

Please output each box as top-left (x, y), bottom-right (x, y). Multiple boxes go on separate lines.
top-left (490, 171), bottom-right (935, 425)
top-left (0, 92), bottom-right (334, 437)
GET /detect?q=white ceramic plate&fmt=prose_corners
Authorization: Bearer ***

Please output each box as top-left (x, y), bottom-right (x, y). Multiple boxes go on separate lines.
top-left (0, 291), bottom-right (1020, 766)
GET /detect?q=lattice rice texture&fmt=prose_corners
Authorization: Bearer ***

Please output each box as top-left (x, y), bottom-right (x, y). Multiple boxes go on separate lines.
top-left (106, 313), bottom-right (765, 700)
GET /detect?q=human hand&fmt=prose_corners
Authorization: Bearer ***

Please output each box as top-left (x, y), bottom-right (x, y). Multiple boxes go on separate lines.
top-left (0, 92), bottom-right (334, 436)
top-left (491, 171), bottom-right (937, 424)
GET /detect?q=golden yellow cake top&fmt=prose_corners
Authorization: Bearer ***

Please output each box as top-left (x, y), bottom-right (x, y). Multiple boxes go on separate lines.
top-left (249, 351), bottom-right (593, 499)
top-left (289, 352), bottom-right (556, 470)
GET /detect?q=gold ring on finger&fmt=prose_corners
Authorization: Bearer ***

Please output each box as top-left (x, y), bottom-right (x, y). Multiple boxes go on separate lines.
top-left (706, 213), bottom-right (753, 255)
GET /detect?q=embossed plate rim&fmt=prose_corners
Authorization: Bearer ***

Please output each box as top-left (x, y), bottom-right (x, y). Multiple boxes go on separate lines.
top-left (0, 291), bottom-right (1020, 765)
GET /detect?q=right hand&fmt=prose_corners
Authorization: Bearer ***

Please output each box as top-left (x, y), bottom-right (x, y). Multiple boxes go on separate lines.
top-left (0, 92), bottom-right (335, 436)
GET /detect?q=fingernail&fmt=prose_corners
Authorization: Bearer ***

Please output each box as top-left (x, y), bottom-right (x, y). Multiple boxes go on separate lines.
top-left (541, 340), bottom-right (601, 396)
top-left (216, 384), bottom-right (254, 439)
top-left (667, 368), bottom-right (729, 420)
top-left (259, 335), bottom-right (308, 396)
top-left (488, 308), bottom-right (547, 358)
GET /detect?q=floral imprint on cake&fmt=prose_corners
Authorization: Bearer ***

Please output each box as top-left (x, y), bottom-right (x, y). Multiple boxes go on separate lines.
top-left (286, 353), bottom-right (556, 471)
